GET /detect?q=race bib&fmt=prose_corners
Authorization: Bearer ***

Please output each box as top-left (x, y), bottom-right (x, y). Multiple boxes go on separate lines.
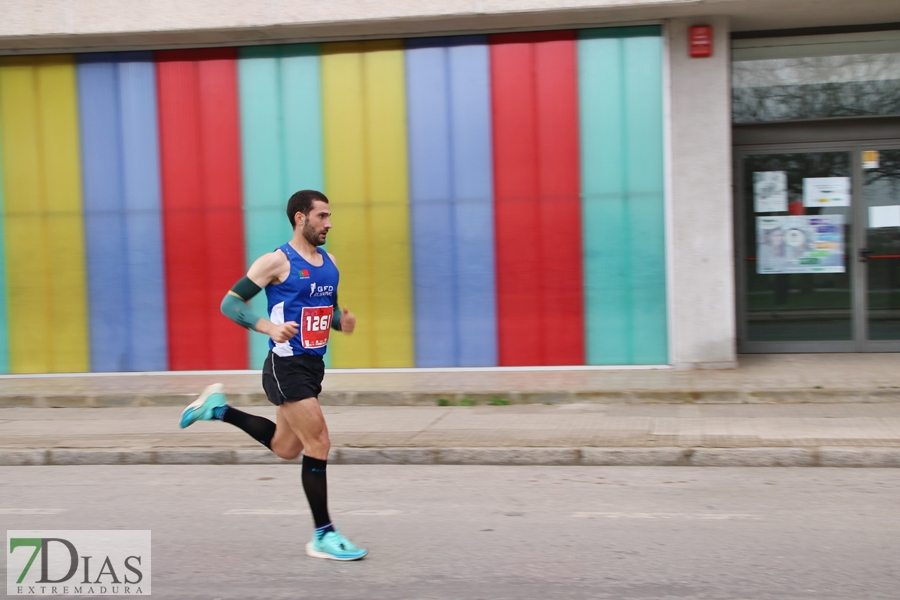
top-left (300, 306), bottom-right (333, 349)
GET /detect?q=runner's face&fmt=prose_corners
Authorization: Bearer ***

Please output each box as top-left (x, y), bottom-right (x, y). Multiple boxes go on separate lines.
top-left (300, 200), bottom-right (332, 247)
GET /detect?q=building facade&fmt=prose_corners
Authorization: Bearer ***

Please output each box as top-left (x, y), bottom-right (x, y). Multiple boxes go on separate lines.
top-left (0, 0), bottom-right (897, 373)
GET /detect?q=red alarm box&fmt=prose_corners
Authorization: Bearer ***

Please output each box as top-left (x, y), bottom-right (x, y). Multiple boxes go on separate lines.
top-left (689, 25), bottom-right (713, 57)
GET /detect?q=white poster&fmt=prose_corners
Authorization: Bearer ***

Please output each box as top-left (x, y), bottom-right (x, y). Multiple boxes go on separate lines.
top-left (753, 171), bottom-right (788, 213)
top-left (802, 177), bottom-right (850, 207)
top-left (757, 215), bottom-right (845, 274)
top-left (869, 205), bottom-right (900, 229)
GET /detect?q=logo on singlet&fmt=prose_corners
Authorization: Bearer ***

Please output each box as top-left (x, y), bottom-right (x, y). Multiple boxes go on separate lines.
top-left (309, 283), bottom-right (334, 297)
top-left (298, 269), bottom-right (310, 279)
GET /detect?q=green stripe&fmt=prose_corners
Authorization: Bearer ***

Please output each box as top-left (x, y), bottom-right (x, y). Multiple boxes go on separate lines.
top-left (279, 45), bottom-right (329, 366)
top-left (623, 34), bottom-right (667, 364)
top-left (238, 44), bottom-right (324, 369)
top-left (578, 25), bottom-right (662, 40)
top-left (578, 27), bottom-right (667, 364)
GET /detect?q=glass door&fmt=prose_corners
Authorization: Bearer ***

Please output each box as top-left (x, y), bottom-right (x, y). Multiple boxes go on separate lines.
top-left (737, 143), bottom-right (900, 352)
top-left (738, 148), bottom-right (855, 351)
top-left (862, 147), bottom-right (900, 349)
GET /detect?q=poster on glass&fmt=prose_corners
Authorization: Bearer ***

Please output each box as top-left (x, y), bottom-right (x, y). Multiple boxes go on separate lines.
top-left (757, 215), bottom-right (845, 274)
top-left (802, 177), bottom-right (850, 207)
top-left (753, 171), bottom-right (788, 213)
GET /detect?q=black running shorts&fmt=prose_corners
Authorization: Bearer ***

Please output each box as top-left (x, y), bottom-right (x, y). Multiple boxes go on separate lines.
top-left (262, 351), bottom-right (325, 405)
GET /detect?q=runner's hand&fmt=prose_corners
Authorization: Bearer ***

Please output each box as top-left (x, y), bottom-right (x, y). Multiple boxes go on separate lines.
top-left (342, 307), bottom-right (356, 335)
top-left (268, 321), bottom-right (299, 343)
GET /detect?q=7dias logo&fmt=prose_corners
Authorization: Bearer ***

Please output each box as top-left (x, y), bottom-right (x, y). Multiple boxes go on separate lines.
top-left (7, 531), bottom-right (151, 596)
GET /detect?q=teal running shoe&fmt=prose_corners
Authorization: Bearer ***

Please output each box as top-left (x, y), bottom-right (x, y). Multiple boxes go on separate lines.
top-left (179, 383), bottom-right (226, 429)
top-left (305, 529), bottom-right (368, 561)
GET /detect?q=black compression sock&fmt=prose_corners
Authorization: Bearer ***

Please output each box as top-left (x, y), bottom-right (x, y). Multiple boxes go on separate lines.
top-left (221, 406), bottom-right (276, 449)
top-left (302, 455), bottom-right (332, 530)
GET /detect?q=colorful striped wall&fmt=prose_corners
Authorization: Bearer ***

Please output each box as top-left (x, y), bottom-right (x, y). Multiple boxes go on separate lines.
top-left (0, 26), bottom-right (666, 373)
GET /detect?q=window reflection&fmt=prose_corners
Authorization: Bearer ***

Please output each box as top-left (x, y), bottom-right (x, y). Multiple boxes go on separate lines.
top-left (733, 32), bottom-right (900, 124)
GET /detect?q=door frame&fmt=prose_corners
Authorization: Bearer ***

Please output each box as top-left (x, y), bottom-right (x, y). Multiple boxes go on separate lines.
top-left (733, 117), bottom-right (900, 353)
top-left (858, 142), bottom-right (900, 352)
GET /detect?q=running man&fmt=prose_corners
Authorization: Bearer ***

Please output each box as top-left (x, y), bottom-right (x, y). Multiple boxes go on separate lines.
top-left (179, 190), bottom-right (367, 561)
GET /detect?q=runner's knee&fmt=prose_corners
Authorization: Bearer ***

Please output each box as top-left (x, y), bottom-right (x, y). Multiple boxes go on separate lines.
top-left (275, 446), bottom-right (302, 460)
top-left (303, 434), bottom-right (330, 459)
top-left (271, 433), bottom-right (303, 460)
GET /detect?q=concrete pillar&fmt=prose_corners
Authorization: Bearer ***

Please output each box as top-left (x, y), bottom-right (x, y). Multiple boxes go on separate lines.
top-left (665, 16), bottom-right (737, 369)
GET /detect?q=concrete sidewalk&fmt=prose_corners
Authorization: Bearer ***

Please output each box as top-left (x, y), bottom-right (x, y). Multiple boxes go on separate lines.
top-left (2, 353), bottom-right (900, 467)
top-left (1, 353), bottom-right (900, 407)
top-left (3, 402), bottom-right (900, 467)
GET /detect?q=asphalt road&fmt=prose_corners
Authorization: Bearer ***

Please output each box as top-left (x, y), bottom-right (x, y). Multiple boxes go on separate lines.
top-left (2, 465), bottom-right (899, 599)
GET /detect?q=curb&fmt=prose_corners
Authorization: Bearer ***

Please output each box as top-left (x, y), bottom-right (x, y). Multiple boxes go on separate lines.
top-left (3, 389), bottom-right (900, 407)
top-left (2, 447), bottom-right (900, 467)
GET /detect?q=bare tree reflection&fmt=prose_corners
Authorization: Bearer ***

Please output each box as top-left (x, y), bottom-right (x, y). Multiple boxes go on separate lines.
top-left (733, 53), bottom-right (900, 123)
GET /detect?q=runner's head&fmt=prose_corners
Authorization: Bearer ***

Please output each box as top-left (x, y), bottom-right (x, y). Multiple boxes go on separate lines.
top-left (287, 190), bottom-right (331, 247)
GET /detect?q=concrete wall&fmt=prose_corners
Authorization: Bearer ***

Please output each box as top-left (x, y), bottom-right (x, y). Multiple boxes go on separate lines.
top-left (666, 16), bottom-right (737, 369)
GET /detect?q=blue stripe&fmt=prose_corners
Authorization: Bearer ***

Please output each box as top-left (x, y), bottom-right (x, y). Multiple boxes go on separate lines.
top-left (447, 37), bottom-right (496, 367)
top-left (77, 54), bottom-right (130, 371)
top-left (405, 36), bottom-right (496, 367)
top-left (406, 38), bottom-right (457, 367)
top-left (118, 52), bottom-right (169, 371)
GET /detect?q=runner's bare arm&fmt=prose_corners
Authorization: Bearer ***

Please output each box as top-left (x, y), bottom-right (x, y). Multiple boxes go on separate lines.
top-left (327, 254), bottom-right (356, 335)
top-left (221, 251), bottom-right (298, 343)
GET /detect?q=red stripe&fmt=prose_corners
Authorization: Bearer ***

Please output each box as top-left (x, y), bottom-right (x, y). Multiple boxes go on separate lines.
top-left (535, 33), bottom-right (584, 365)
top-left (156, 49), bottom-right (247, 370)
top-left (490, 32), bottom-right (584, 366)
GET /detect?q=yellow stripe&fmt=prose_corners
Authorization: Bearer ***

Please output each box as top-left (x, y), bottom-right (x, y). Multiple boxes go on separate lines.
top-left (0, 56), bottom-right (89, 373)
top-left (322, 41), bottom-right (413, 368)
top-left (322, 43), bottom-right (372, 368)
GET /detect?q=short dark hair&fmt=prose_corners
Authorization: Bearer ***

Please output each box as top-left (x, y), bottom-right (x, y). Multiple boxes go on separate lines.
top-left (286, 190), bottom-right (329, 228)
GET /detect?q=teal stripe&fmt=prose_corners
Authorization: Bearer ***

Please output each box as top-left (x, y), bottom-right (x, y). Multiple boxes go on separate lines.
top-left (0, 119), bottom-right (7, 373)
top-left (279, 46), bottom-right (324, 196)
top-left (579, 34), bottom-right (630, 363)
top-left (623, 34), bottom-right (666, 364)
top-left (279, 45), bottom-right (327, 366)
top-left (578, 27), bottom-right (667, 364)
top-left (238, 44), bottom-right (324, 369)
top-left (238, 44), bottom-right (323, 369)
top-left (239, 46), bottom-right (284, 369)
